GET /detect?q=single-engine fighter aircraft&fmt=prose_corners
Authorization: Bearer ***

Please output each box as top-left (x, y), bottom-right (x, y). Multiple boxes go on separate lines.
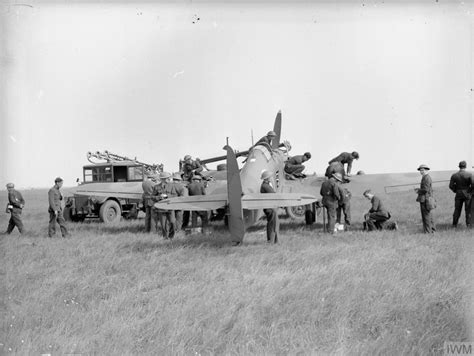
top-left (155, 112), bottom-right (318, 245)
top-left (156, 110), bottom-right (458, 242)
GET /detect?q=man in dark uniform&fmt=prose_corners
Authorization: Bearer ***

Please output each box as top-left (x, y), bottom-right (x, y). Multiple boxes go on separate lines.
top-left (48, 177), bottom-right (69, 238)
top-left (4, 183), bottom-right (25, 235)
top-left (328, 151), bottom-right (359, 176)
top-left (449, 160), bottom-right (472, 228)
top-left (336, 183), bottom-right (351, 230)
top-left (260, 170), bottom-right (279, 243)
top-left (182, 155), bottom-right (204, 182)
top-left (320, 172), bottom-right (342, 234)
top-left (142, 174), bottom-right (158, 233)
top-left (284, 152), bottom-right (311, 179)
top-left (187, 175), bottom-right (209, 234)
top-left (325, 161), bottom-right (346, 180)
top-left (415, 164), bottom-right (435, 233)
top-left (363, 189), bottom-right (391, 231)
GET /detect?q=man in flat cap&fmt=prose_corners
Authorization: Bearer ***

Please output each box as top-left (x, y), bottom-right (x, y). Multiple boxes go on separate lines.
top-left (415, 164), bottom-right (435, 233)
top-left (449, 160), bottom-right (472, 228)
top-left (328, 151), bottom-right (360, 177)
top-left (284, 152), bottom-right (311, 179)
top-left (320, 172), bottom-right (343, 234)
top-left (4, 183), bottom-right (25, 235)
top-left (48, 177), bottom-right (69, 238)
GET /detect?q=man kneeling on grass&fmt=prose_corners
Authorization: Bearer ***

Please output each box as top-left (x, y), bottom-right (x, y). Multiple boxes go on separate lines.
top-left (363, 189), bottom-right (397, 231)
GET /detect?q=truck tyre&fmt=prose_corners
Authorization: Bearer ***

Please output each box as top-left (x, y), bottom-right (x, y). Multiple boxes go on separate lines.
top-left (99, 200), bottom-right (121, 223)
top-left (63, 207), bottom-right (73, 221)
top-left (286, 205), bottom-right (306, 220)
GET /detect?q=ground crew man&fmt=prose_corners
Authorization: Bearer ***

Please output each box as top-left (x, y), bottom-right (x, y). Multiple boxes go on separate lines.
top-left (328, 151), bottom-right (359, 176)
top-left (284, 152), bottom-right (311, 179)
top-left (256, 131), bottom-right (276, 146)
top-left (449, 160), bottom-right (472, 228)
top-left (48, 177), bottom-right (69, 238)
top-left (4, 183), bottom-right (25, 235)
top-left (415, 164), bottom-right (436, 233)
top-left (142, 174), bottom-right (158, 233)
top-left (336, 183), bottom-right (351, 230)
top-left (324, 162), bottom-right (347, 181)
top-left (319, 172), bottom-right (342, 234)
top-left (363, 190), bottom-right (391, 231)
top-left (154, 172), bottom-right (186, 239)
top-left (260, 170), bottom-right (279, 243)
top-left (182, 155), bottom-right (204, 182)
top-left (172, 172), bottom-right (188, 233)
top-left (187, 175), bottom-right (209, 234)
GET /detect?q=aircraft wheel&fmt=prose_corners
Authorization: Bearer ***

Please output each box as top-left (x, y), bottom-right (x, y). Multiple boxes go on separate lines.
top-left (99, 200), bottom-right (122, 223)
top-left (286, 205), bottom-right (306, 220)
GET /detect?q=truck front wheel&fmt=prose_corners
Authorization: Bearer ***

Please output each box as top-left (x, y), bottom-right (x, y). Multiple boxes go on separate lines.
top-left (99, 200), bottom-right (121, 223)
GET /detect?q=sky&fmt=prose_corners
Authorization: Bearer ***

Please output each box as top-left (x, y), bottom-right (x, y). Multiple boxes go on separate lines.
top-left (1, 1), bottom-right (473, 189)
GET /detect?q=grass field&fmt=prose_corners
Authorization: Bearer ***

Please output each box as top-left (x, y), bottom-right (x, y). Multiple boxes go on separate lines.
top-left (1, 187), bottom-right (473, 355)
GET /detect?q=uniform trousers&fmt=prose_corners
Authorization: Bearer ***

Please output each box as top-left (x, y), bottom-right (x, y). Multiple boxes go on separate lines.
top-left (263, 208), bottom-right (279, 243)
top-left (453, 194), bottom-right (472, 227)
top-left (7, 208), bottom-right (24, 234)
top-left (323, 202), bottom-right (337, 233)
top-left (48, 209), bottom-right (68, 237)
top-left (336, 201), bottom-right (351, 226)
top-left (158, 210), bottom-right (176, 238)
top-left (284, 164), bottom-right (304, 175)
top-left (366, 212), bottom-right (389, 231)
top-left (420, 203), bottom-right (435, 233)
top-left (191, 211), bottom-right (209, 232)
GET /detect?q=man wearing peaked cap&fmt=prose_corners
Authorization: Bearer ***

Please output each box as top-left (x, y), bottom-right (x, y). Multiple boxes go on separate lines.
top-left (4, 182), bottom-right (25, 235)
top-left (415, 164), bottom-right (435, 233)
top-left (48, 177), bottom-right (69, 237)
top-left (284, 152), bottom-right (311, 179)
top-left (260, 170), bottom-right (279, 243)
top-left (449, 160), bottom-right (472, 228)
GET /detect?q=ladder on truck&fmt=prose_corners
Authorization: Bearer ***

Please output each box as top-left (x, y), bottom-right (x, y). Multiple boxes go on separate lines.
top-left (86, 150), bottom-right (163, 175)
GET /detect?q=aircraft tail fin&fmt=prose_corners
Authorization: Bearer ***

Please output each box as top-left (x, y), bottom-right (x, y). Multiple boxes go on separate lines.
top-left (272, 110), bottom-right (282, 149)
top-left (224, 145), bottom-right (245, 244)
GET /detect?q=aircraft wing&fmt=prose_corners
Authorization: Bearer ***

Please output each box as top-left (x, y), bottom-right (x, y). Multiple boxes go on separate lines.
top-left (241, 193), bottom-right (317, 209)
top-left (280, 171), bottom-right (455, 197)
top-left (155, 194), bottom-right (228, 211)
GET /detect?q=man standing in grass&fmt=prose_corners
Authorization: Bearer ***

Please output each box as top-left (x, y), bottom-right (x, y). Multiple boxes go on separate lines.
top-left (320, 172), bottom-right (342, 234)
top-left (336, 183), bottom-right (352, 231)
top-left (363, 190), bottom-right (391, 231)
top-left (4, 182), bottom-right (25, 235)
top-left (48, 177), bottom-right (69, 238)
top-left (260, 170), bottom-right (279, 243)
top-left (449, 160), bottom-right (472, 228)
top-left (415, 164), bottom-right (435, 233)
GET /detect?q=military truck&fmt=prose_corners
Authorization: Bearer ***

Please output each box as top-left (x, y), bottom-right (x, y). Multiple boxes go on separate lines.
top-left (64, 151), bottom-right (163, 224)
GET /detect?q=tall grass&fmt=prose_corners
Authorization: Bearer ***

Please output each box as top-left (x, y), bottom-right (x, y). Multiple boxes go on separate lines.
top-left (0, 188), bottom-right (472, 354)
